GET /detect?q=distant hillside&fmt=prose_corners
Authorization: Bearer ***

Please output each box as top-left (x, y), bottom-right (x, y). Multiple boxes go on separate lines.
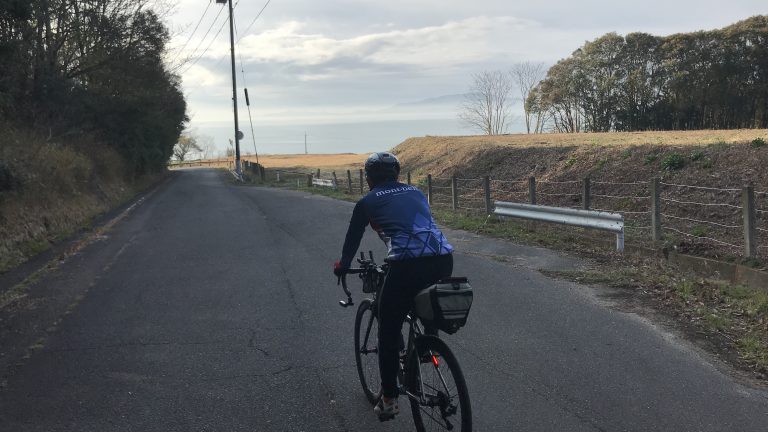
top-left (393, 94), bottom-right (467, 108)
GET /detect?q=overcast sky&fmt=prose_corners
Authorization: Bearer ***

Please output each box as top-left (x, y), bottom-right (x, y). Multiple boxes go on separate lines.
top-left (165, 0), bottom-right (767, 155)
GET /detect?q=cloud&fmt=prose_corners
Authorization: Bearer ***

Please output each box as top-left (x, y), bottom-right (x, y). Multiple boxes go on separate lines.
top-left (235, 16), bottom-right (536, 68)
top-left (182, 63), bottom-right (226, 88)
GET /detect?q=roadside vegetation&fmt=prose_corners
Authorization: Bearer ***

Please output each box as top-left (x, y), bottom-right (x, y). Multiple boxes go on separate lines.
top-left (0, 2), bottom-right (186, 273)
top-left (0, 127), bottom-right (165, 273)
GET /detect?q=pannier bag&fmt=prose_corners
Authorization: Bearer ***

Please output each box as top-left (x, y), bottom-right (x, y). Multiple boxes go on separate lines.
top-left (413, 277), bottom-right (473, 334)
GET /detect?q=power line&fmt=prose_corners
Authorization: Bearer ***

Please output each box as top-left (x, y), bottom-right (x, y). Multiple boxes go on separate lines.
top-left (213, 0), bottom-right (260, 68)
top-left (232, 14), bottom-right (259, 163)
top-left (178, 1), bottom-right (246, 75)
top-left (168, 0), bottom-right (213, 65)
top-left (237, 0), bottom-right (272, 43)
top-left (174, 3), bottom-right (227, 72)
top-left (179, 18), bottom-right (228, 75)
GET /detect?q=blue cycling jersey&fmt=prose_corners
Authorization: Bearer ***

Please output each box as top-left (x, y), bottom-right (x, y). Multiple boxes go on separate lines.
top-left (340, 181), bottom-right (453, 267)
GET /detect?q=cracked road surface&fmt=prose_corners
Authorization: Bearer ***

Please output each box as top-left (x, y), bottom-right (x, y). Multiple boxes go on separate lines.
top-left (1, 169), bottom-right (767, 431)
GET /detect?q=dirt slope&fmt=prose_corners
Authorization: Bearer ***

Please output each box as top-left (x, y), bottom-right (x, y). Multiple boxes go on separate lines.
top-left (393, 130), bottom-right (768, 185)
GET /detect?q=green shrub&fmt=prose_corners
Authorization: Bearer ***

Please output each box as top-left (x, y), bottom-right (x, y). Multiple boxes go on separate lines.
top-left (620, 149), bottom-right (632, 159)
top-left (661, 153), bottom-right (686, 170)
top-left (690, 225), bottom-right (708, 237)
top-left (689, 150), bottom-right (705, 161)
top-left (751, 137), bottom-right (766, 148)
top-left (644, 154), bottom-right (658, 165)
top-left (702, 158), bottom-right (715, 169)
top-left (564, 157), bottom-right (577, 167)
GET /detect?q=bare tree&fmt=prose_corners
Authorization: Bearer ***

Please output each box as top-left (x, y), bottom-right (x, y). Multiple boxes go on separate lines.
top-left (173, 134), bottom-right (202, 161)
top-left (196, 135), bottom-right (216, 159)
top-left (511, 62), bottom-right (547, 133)
top-left (458, 70), bottom-right (515, 135)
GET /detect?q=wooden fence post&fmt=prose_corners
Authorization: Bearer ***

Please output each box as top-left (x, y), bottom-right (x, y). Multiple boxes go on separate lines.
top-left (359, 169), bottom-right (364, 193)
top-left (583, 177), bottom-right (591, 210)
top-left (260, 165), bottom-right (265, 181)
top-left (427, 174), bottom-right (433, 206)
top-left (651, 178), bottom-right (662, 241)
top-left (743, 185), bottom-right (757, 259)
top-left (332, 171), bottom-right (339, 190)
top-left (407, 171), bottom-right (412, 185)
top-left (451, 176), bottom-right (458, 210)
top-left (276, 170), bottom-right (281, 182)
top-left (483, 176), bottom-right (492, 215)
top-left (316, 168), bottom-right (321, 179)
top-left (528, 176), bottom-right (536, 205)
top-left (346, 170), bottom-right (353, 193)
top-left (307, 174), bottom-right (313, 188)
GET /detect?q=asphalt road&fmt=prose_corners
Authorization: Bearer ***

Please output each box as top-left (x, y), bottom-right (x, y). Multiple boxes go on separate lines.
top-left (1, 169), bottom-right (767, 431)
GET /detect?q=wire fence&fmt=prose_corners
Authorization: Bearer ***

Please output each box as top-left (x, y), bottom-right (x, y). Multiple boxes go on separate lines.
top-left (756, 190), bottom-right (768, 254)
top-left (261, 167), bottom-right (766, 261)
top-left (657, 182), bottom-right (747, 256)
top-left (425, 175), bottom-right (764, 260)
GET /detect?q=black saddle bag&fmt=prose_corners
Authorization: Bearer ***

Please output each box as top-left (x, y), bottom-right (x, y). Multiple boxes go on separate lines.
top-left (413, 277), bottom-right (473, 334)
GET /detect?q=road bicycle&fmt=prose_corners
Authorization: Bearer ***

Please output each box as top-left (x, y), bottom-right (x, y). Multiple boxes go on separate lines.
top-left (338, 251), bottom-right (473, 431)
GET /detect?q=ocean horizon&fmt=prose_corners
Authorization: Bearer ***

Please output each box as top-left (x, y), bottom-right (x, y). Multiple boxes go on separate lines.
top-left (192, 117), bottom-right (527, 157)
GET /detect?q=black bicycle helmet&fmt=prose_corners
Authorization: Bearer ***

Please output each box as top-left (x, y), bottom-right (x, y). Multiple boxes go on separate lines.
top-left (364, 152), bottom-right (401, 184)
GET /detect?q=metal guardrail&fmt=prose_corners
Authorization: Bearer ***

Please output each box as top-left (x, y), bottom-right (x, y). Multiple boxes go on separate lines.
top-left (312, 178), bottom-right (337, 189)
top-left (494, 201), bottom-right (625, 252)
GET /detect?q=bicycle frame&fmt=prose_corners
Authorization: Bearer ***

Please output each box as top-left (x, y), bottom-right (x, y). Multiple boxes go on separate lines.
top-left (339, 253), bottom-right (443, 406)
top-left (338, 251), bottom-right (471, 431)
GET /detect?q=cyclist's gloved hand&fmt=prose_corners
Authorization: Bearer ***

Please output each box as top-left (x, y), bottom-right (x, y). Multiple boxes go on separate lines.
top-left (333, 260), bottom-right (348, 277)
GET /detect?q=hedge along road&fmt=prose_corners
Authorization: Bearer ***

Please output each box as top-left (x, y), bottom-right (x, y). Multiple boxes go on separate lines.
top-left (0, 169), bottom-right (766, 431)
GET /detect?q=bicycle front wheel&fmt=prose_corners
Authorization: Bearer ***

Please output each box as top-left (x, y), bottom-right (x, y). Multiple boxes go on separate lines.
top-left (354, 298), bottom-right (380, 405)
top-left (406, 336), bottom-right (472, 432)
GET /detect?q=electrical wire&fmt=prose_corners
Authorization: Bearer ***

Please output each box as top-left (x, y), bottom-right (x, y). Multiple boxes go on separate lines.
top-left (237, 0), bottom-right (272, 43)
top-left (168, 0), bottom-right (213, 65)
top-left (175, 4), bottom-right (226, 71)
top-left (178, 9), bottom-right (231, 75)
top-left (233, 13), bottom-right (260, 163)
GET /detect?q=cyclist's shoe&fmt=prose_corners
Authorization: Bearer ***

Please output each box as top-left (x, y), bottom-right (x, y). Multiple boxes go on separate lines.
top-left (374, 396), bottom-right (399, 421)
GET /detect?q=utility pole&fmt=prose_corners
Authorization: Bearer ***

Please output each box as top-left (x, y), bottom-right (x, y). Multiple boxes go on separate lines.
top-left (217, 0), bottom-right (242, 178)
top-left (304, 132), bottom-right (307, 154)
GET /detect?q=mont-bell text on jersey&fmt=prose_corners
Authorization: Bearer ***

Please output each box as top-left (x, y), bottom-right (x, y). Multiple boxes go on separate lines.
top-left (375, 185), bottom-right (419, 197)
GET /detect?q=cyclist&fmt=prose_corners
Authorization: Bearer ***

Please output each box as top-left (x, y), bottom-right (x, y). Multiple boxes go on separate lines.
top-left (333, 152), bottom-right (454, 421)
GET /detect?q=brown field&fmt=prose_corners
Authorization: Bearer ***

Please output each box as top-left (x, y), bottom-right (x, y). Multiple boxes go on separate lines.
top-left (242, 153), bottom-right (367, 169)
top-left (396, 129), bottom-right (768, 150)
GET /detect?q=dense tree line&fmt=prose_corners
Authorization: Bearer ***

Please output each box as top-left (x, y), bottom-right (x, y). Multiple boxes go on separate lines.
top-left (527, 15), bottom-right (768, 132)
top-left (0, 0), bottom-right (186, 173)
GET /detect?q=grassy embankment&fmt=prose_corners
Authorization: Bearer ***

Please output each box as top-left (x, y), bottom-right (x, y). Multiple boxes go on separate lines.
top-left (245, 129), bottom-right (768, 380)
top-left (0, 126), bottom-right (164, 274)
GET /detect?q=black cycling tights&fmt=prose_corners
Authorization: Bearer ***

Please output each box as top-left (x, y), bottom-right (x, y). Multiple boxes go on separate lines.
top-left (377, 253), bottom-right (453, 399)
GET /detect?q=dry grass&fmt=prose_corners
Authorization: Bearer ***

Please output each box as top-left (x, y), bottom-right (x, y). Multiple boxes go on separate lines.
top-left (243, 153), bottom-right (367, 169)
top-left (397, 129), bottom-right (768, 151)
top-left (0, 126), bottom-right (152, 273)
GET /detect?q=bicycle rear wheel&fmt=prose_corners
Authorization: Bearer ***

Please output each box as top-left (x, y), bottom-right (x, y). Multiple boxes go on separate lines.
top-left (354, 298), bottom-right (380, 405)
top-left (406, 336), bottom-right (472, 432)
